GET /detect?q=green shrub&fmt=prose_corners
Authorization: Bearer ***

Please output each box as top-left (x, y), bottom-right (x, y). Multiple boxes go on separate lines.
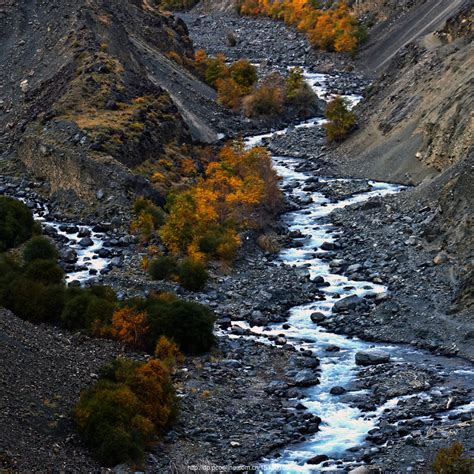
top-left (230, 59), bottom-right (257, 93)
top-left (0, 197), bottom-right (34, 252)
top-left (147, 299), bottom-right (215, 354)
top-left (3, 277), bottom-right (65, 323)
top-left (23, 259), bottom-right (64, 285)
top-left (432, 442), bottom-right (474, 474)
top-left (148, 256), bottom-right (178, 281)
top-left (61, 287), bottom-right (116, 333)
top-left (324, 96), bottom-right (356, 142)
top-left (285, 67), bottom-right (317, 116)
top-left (177, 258), bottom-right (208, 292)
top-left (23, 236), bottom-right (58, 263)
top-left (74, 358), bottom-right (177, 466)
top-left (125, 295), bottom-right (215, 354)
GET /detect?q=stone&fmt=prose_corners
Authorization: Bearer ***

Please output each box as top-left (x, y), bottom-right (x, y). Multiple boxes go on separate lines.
top-left (310, 312), bottom-right (325, 323)
top-left (293, 369), bottom-right (320, 387)
top-left (355, 350), bottom-right (391, 366)
top-left (307, 454), bottom-right (329, 465)
top-left (333, 295), bottom-right (364, 313)
top-left (78, 237), bottom-right (94, 247)
top-left (321, 241), bottom-right (335, 250)
top-left (330, 386), bottom-right (346, 395)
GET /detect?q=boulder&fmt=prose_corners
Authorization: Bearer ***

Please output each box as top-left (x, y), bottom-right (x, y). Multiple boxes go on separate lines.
top-left (310, 312), bottom-right (325, 323)
top-left (355, 350), bottom-right (390, 366)
top-left (333, 295), bottom-right (364, 313)
top-left (307, 454), bottom-right (329, 465)
top-left (293, 369), bottom-right (320, 387)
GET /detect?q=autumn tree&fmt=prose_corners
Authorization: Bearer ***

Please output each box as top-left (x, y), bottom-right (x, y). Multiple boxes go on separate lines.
top-left (324, 96), bottom-right (356, 142)
top-left (112, 307), bottom-right (149, 348)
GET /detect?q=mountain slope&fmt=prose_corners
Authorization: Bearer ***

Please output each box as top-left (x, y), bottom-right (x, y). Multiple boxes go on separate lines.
top-left (0, 0), bottom-right (233, 214)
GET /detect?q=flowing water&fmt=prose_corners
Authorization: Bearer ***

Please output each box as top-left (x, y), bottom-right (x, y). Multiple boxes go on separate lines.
top-left (233, 72), bottom-right (474, 472)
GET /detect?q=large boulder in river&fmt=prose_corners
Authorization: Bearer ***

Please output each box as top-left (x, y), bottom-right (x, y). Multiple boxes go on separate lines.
top-left (332, 295), bottom-right (364, 313)
top-left (355, 350), bottom-right (391, 366)
top-left (307, 454), bottom-right (329, 465)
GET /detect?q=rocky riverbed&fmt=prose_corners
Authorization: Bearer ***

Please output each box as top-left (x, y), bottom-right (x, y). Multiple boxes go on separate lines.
top-left (0, 7), bottom-right (472, 474)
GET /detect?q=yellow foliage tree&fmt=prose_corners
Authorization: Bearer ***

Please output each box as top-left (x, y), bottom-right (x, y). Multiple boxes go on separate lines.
top-left (112, 307), bottom-right (149, 348)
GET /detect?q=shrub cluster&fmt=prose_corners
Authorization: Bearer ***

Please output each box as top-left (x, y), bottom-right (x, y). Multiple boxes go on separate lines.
top-left (0, 197), bottom-right (35, 252)
top-left (239, 1), bottom-right (367, 54)
top-left (0, 236), bottom-right (65, 323)
top-left (118, 293), bottom-right (215, 354)
top-left (148, 256), bottom-right (209, 292)
top-left (195, 52), bottom-right (258, 110)
top-left (0, 233), bottom-right (214, 354)
top-left (195, 52), bottom-right (316, 118)
top-left (74, 357), bottom-right (178, 466)
top-left (130, 197), bottom-right (165, 243)
top-left (159, 141), bottom-right (282, 263)
top-left (432, 441), bottom-right (474, 473)
top-left (324, 96), bottom-right (356, 142)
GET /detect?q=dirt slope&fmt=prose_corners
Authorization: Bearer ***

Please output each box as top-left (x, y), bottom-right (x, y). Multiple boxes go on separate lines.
top-left (357, 0), bottom-right (468, 73)
top-left (0, 0), bottom-right (235, 213)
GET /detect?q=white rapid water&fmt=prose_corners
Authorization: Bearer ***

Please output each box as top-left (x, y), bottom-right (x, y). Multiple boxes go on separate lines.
top-left (15, 198), bottom-right (112, 284)
top-left (235, 72), bottom-right (474, 472)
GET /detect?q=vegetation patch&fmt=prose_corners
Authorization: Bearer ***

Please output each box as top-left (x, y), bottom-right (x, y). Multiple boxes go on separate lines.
top-left (0, 197), bottom-right (35, 252)
top-left (324, 96), bottom-right (357, 142)
top-left (195, 51), bottom-right (317, 118)
top-left (238, 0), bottom-right (367, 55)
top-left (74, 357), bottom-right (178, 467)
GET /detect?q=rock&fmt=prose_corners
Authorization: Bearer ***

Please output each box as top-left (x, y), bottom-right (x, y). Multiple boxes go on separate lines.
top-left (326, 345), bottom-right (340, 352)
top-left (330, 386), bottom-right (346, 395)
top-left (60, 248), bottom-right (77, 263)
top-left (355, 350), bottom-right (391, 366)
top-left (333, 295), bottom-right (364, 313)
top-left (310, 312), bottom-right (325, 323)
top-left (293, 369), bottom-right (320, 387)
top-left (321, 241), bottom-right (335, 250)
top-left (307, 454), bottom-right (329, 465)
top-left (78, 237), bottom-right (94, 247)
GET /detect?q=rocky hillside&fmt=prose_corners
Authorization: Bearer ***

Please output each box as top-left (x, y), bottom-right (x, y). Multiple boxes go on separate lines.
top-left (0, 0), bottom-right (236, 215)
top-left (333, 3), bottom-right (473, 316)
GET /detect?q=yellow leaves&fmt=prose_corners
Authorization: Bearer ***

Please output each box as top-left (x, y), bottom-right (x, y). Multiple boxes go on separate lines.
top-left (160, 141), bottom-right (282, 262)
top-left (112, 307), bottom-right (149, 348)
top-left (239, 0), bottom-right (362, 54)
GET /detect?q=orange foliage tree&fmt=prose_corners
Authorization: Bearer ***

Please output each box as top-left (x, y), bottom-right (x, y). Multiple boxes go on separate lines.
top-left (239, 0), bottom-right (366, 54)
top-left (159, 142), bottom-right (282, 262)
top-left (112, 306), bottom-right (149, 348)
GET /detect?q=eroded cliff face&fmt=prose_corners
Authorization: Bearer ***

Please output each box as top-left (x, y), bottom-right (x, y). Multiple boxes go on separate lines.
top-left (0, 0), bottom-right (206, 210)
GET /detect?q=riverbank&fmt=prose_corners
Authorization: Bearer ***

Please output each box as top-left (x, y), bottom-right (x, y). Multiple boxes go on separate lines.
top-left (0, 4), bottom-right (472, 472)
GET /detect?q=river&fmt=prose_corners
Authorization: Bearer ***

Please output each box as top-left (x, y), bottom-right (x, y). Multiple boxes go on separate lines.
top-left (231, 71), bottom-right (474, 472)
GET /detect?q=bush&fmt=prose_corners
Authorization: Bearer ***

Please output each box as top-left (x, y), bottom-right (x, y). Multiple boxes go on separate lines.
top-left (131, 197), bottom-right (165, 243)
top-left (285, 67), bottom-right (318, 116)
top-left (23, 259), bottom-right (64, 285)
top-left (216, 77), bottom-right (244, 110)
top-left (23, 236), bottom-right (58, 263)
top-left (3, 277), bottom-right (65, 323)
top-left (155, 336), bottom-right (184, 369)
top-left (74, 358), bottom-right (177, 466)
top-left (203, 54), bottom-right (229, 88)
top-left (243, 74), bottom-right (285, 117)
top-left (148, 299), bottom-right (215, 354)
top-left (61, 286), bottom-right (116, 333)
top-left (148, 256), bottom-right (178, 281)
top-left (324, 96), bottom-right (356, 142)
top-left (432, 442), bottom-right (474, 474)
top-left (112, 307), bottom-right (149, 348)
top-left (229, 59), bottom-right (257, 94)
top-left (177, 258), bottom-right (209, 292)
top-left (0, 196), bottom-right (34, 252)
